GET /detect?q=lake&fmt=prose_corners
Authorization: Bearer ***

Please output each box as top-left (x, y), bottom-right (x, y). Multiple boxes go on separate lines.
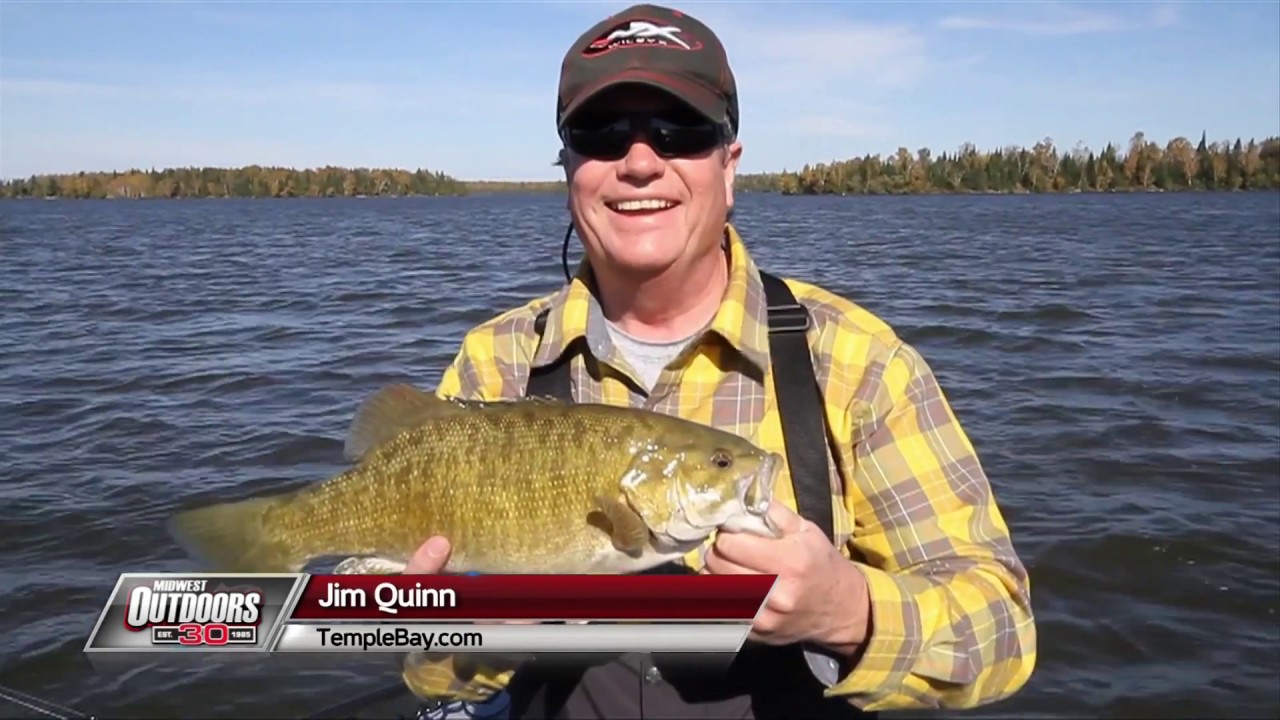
top-left (1, 191), bottom-right (1277, 718)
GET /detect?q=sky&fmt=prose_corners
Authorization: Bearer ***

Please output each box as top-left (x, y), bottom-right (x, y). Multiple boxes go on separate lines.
top-left (1, 1), bottom-right (1278, 182)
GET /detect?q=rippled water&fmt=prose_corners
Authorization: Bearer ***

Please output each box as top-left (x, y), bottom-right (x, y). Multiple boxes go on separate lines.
top-left (1, 192), bottom-right (1278, 719)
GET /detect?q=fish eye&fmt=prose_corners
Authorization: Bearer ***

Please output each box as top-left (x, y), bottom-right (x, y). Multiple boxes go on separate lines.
top-left (711, 450), bottom-right (733, 469)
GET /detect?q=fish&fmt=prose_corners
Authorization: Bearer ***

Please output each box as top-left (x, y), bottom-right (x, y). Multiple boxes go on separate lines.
top-left (167, 383), bottom-right (784, 575)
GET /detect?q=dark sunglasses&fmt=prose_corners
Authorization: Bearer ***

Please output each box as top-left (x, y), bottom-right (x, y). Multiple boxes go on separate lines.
top-left (560, 110), bottom-right (728, 161)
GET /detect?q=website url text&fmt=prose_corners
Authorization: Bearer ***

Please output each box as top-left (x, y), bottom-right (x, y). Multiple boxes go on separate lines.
top-left (314, 626), bottom-right (484, 651)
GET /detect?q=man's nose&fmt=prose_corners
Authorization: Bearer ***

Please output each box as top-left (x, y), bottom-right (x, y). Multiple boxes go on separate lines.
top-left (617, 132), bottom-right (664, 180)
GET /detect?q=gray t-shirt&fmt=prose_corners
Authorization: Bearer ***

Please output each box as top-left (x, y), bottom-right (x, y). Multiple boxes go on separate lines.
top-left (602, 318), bottom-right (697, 392)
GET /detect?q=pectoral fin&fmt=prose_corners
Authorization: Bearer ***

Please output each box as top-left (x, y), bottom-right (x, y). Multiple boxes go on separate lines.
top-left (593, 494), bottom-right (650, 557)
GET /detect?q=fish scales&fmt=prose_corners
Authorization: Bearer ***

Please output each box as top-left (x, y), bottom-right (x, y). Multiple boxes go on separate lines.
top-left (167, 384), bottom-right (784, 575)
top-left (281, 405), bottom-right (655, 570)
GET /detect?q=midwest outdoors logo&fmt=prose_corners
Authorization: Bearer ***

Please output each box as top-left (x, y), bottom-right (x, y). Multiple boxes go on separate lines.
top-left (583, 19), bottom-right (703, 56)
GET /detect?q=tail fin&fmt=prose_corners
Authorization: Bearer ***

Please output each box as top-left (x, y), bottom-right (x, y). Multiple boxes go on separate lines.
top-left (167, 495), bottom-right (302, 573)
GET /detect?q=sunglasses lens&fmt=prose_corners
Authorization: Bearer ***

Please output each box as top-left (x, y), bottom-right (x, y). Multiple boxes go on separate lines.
top-left (650, 119), bottom-right (720, 157)
top-left (565, 124), bottom-right (632, 160)
top-left (565, 113), bottom-right (721, 159)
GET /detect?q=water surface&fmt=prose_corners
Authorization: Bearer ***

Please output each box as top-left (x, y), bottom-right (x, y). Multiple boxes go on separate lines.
top-left (1, 192), bottom-right (1277, 718)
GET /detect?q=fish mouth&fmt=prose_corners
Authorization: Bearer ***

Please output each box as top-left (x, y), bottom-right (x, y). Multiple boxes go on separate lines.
top-left (741, 452), bottom-right (783, 537)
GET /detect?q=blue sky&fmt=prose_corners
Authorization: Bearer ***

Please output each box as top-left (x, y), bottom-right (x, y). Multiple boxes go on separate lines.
top-left (1, 1), bottom-right (1277, 181)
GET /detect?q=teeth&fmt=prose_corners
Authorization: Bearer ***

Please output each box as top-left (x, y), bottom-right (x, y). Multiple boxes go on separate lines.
top-left (609, 199), bottom-right (675, 211)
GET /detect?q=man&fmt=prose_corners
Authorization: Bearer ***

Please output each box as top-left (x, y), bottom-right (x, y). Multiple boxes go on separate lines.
top-left (399, 4), bottom-right (1036, 718)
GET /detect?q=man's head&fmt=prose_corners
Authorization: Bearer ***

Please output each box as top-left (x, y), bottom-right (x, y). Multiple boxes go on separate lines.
top-left (556, 4), bottom-right (742, 283)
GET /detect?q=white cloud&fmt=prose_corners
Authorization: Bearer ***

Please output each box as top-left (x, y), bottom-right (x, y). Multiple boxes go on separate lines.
top-left (695, 9), bottom-right (933, 96)
top-left (649, 3), bottom-right (939, 151)
top-left (0, 70), bottom-right (546, 116)
top-left (938, 2), bottom-right (1180, 36)
top-left (785, 114), bottom-right (888, 140)
top-left (1151, 4), bottom-right (1182, 28)
top-left (937, 13), bottom-right (1121, 36)
top-left (0, 131), bottom-right (318, 178)
top-left (732, 22), bottom-right (930, 92)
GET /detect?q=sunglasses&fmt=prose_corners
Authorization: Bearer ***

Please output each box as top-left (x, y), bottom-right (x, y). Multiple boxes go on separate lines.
top-left (561, 110), bottom-right (728, 161)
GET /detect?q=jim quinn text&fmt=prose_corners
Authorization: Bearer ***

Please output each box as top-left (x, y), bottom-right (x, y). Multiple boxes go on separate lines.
top-left (317, 579), bottom-right (458, 615)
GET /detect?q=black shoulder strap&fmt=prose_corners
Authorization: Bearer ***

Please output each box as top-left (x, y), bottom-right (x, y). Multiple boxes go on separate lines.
top-left (526, 273), bottom-right (835, 543)
top-left (528, 310), bottom-right (573, 401)
top-left (756, 271), bottom-right (836, 545)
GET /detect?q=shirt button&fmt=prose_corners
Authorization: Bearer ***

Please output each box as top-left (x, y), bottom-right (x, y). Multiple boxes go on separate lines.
top-left (644, 665), bottom-right (662, 684)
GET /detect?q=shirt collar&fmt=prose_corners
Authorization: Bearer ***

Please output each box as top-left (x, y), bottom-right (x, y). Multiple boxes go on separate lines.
top-left (531, 222), bottom-right (772, 373)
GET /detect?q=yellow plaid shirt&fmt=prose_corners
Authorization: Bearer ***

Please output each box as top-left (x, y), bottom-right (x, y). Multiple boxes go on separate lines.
top-left (403, 223), bottom-right (1036, 712)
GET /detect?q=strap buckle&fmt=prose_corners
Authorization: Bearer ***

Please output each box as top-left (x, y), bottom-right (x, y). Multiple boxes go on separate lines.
top-left (766, 304), bottom-right (811, 334)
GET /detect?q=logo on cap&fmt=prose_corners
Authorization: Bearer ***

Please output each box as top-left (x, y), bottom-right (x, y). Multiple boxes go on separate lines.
top-left (583, 19), bottom-right (703, 56)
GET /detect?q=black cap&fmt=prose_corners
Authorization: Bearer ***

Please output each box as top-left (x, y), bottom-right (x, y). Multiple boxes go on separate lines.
top-left (557, 4), bottom-right (739, 135)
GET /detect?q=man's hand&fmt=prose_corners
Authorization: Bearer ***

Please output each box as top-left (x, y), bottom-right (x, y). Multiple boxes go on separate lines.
top-left (702, 502), bottom-right (872, 656)
top-left (404, 536), bottom-right (538, 625)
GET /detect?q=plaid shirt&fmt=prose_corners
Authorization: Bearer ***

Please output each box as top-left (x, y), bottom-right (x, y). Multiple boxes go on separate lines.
top-left (402, 223), bottom-right (1036, 712)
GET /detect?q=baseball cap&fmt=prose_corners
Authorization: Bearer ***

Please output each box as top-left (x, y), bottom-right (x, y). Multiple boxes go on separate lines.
top-left (556, 4), bottom-right (739, 136)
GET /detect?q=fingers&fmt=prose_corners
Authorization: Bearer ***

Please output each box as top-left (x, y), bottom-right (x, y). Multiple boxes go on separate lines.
top-left (702, 543), bottom-right (761, 575)
top-left (402, 537), bottom-right (532, 626)
top-left (404, 535), bottom-right (451, 573)
top-left (712, 530), bottom-right (780, 570)
top-left (764, 501), bottom-right (806, 536)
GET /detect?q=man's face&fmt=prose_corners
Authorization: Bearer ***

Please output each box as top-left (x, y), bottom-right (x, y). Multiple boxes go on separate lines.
top-left (561, 84), bottom-right (743, 281)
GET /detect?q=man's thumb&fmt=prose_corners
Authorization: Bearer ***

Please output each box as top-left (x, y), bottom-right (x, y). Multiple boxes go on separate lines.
top-left (407, 535), bottom-right (451, 573)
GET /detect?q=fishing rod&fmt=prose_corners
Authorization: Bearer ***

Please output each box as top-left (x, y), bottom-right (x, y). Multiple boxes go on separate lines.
top-left (1, 680), bottom-right (483, 720)
top-left (300, 680), bottom-right (409, 719)
top-left (0, 683), bottom-right (95, 720)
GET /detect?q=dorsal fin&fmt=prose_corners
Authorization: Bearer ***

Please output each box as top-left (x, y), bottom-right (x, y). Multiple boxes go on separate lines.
top-left (445, 395), bottom-right (569, 410)
top-left (344, 384), bottom-right (462, 462)
top-left (523, 394), bottom-right (567, 405)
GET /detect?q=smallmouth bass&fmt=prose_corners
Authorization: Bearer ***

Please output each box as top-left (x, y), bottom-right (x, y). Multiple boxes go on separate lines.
top-left (168, 384), bottom-right (783, 575)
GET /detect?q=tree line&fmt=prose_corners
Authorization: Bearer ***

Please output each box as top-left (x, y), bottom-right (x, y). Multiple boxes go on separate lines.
top-left (736, 132), bottom-right (1280, 195)
top-left (0, 165), bottom-right (468, 200)
top-left (3, 131), bottom-right (1277, 200)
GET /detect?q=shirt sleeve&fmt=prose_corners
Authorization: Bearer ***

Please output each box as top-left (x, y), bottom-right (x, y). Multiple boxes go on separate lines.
top-left (828, 340), bottom-right (1037, 711)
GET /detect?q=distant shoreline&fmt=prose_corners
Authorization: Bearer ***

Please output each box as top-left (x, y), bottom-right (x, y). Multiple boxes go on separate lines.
top-left (4, 132), bottom-right (1277, 199)
top-left (5, 186), bottom-right (1277, 200)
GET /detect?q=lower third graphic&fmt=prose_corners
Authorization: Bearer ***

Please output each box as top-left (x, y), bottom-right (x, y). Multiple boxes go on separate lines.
top-left (84, 573), bottom-right (307, 652)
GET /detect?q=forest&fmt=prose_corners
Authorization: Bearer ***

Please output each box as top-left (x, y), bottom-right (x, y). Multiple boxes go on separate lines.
top-left (2, 132), bottom-right (1277, 199)
top-left (737, 132), bottom-right (1280, 195)
top-left (0, 165), bottom-right (468, 200)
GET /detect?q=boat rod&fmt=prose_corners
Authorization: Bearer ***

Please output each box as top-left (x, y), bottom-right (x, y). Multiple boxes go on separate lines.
top-left (0, 679), bottom-right (446, 720)
top-left (0, 683), bottom-right (95, 720)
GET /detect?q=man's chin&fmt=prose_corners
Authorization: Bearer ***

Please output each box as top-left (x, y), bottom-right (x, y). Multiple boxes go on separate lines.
top-left (597, 241), bottom-right (685, 277)
top-left (607, 254), bottom-right (684, 280)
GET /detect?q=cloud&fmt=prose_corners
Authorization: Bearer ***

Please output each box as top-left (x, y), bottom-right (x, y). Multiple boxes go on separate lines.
top-left (1151, 4), bottom-right (1182, 28)
top-left (0, 131), bottom-right (318, 177)
top-left (184, 5), bottom-right (282, 31)
top-left (704, 13), bottom-right (934, 95)
top-left (0, 70), bottom-right (546, 117)
top-left (937, 13), bottom-right (1120, 36)
top-left (650, 3), bottom-right (940, 150)
top-left (785, 114), bottom-right (888, 140)
top-left (0, 62), bottom-right (552, 177)
top-left (0, 78), bottom-right (124, 100)
top-left (938, 3), bottom-right (1180, 36)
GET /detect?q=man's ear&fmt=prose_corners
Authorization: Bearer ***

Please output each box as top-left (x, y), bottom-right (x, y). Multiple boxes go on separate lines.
top-left (557, 147), bottom-right (571, 179)
top-left (723, 140), bottom-right (743, 210)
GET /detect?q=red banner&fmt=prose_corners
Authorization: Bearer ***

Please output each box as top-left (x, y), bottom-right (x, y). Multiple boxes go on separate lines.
top-left (287, 574), bottom-right (775, 621)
